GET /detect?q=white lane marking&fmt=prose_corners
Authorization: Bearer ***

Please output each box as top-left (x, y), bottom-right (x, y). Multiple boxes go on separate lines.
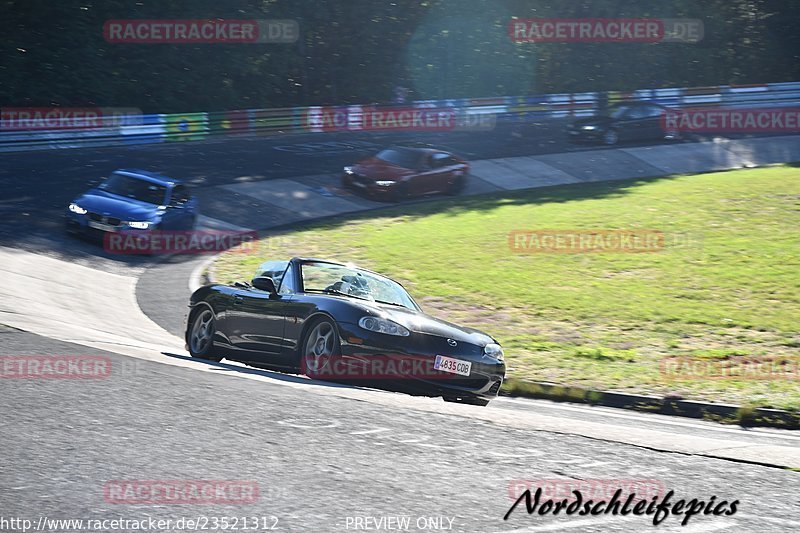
top-left (188, 255), bottom-right (217, 293)
top-left (350, 428), bottom-right (392, 435)
top-left (387, 433), bottom-right (432, 444)
top-left (416, 438), bottom-right (479, 450)
top-left (496, 516), bottom-right (637, 532)
top-left (655, 519), bottom-right (738, 532)
top-left (276, 419), bottom-right (340, 429)
top-left (574, 461), bottom-right (612, 469)
top-left (497, 398), bottom-right (800, 442)
top-left (738, 514), bottom-right (800, 526)
top-left (487, 449), bottom-right (546, 458)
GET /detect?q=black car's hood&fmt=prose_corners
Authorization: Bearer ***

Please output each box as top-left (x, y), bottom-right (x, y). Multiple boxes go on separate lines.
top-left (570, 116), bottom-right (615, 128)
top-left (357, 301), bottom-right (496, 347)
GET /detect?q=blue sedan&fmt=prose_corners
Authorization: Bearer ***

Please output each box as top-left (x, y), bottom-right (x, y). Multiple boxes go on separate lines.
top-left (65, 169), bottom-right (198, 237)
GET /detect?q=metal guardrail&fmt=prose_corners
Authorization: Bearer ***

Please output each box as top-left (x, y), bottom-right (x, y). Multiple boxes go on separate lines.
top-left (1, 81), bottom-right (798, 152)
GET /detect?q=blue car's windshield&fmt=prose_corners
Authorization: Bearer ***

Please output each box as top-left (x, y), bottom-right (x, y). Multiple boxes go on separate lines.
top-left (98, 172), bottom-right (168, 205)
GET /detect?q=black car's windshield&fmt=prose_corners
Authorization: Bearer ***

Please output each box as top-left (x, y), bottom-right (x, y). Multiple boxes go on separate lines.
top-left (301, 261), bottom-right (418, 310)
top-left (98, 172), bottom-right (168, 205)
top-left (375, 148), bottom-right (422, 169)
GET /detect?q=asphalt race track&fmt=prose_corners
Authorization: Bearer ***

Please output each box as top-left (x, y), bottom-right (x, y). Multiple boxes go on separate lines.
top-left (0, 117), bottom-right (751, 242)
top-left (2, 125), bottom-right (800, 532)
top-left (2, 325), bottom-right (800, 532)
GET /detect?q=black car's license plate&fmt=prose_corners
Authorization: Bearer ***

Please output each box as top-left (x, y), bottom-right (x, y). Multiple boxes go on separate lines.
top-left (434, 355), bottom-right (472, 376)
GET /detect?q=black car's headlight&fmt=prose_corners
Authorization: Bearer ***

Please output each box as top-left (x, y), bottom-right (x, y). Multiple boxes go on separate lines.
top-left (581, 125), bottom-right (598, 131)
top-left (69, 203), bottom-right (87, 215)
top-left (344, 166), bottom-right (354, 175)
top-left (484, 343), bottom-right (504, 361)
top-left (359, 316), bottom-right (410, 337)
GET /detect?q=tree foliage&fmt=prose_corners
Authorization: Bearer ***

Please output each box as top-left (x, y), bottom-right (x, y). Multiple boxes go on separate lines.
top-left (1, 0), bottom-right (798, 112)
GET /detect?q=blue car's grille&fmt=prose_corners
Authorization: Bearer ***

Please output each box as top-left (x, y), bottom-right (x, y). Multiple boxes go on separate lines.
top-left (88, 212), bottom-right (121, 226)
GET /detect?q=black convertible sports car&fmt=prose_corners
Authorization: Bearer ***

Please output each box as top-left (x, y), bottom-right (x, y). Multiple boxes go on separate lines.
top-left (567, 101), bottom-right (681, 145)
top-left (185, 257), bottom-right (505, 405)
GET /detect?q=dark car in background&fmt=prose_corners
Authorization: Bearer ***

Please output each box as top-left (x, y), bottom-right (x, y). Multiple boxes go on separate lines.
top-left (341, 146), bottom-right (469, 201)
top-left (185, 257), bottom-right (505, 405)
top-left (65, 169), bottom-right (198, 237)
top-left (567, 101), bottom-right (681, 145)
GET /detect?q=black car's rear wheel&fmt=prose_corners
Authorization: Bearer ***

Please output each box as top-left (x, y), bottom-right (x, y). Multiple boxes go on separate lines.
top-left (443, 396), bottom-right (490, 407)
top-left (188, 308), bottom-right (223, 362)
top-left (302, 318), bottom-right (341, 379)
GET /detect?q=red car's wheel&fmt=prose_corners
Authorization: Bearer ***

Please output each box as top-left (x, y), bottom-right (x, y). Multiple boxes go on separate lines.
top-left (392, 182), bottom-right (410, 202)
top-left (446, 174), bottom-right (466, 195)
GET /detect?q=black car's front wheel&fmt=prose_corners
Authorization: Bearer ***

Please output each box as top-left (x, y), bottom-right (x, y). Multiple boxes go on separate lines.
top-left (187, 308), bottom-right (223, 362)
top-left (602, 129), bottom-right (619, 145)
top-left (301, 318), bottom-right (341, 379)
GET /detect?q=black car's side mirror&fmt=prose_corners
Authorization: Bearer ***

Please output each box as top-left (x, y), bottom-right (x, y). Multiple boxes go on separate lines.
top-left (252, 276), bottom-right (277, 294)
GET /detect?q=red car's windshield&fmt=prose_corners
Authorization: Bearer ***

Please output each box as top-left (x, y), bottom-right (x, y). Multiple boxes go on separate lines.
top-left (375, 148), bottom-right (423, 169)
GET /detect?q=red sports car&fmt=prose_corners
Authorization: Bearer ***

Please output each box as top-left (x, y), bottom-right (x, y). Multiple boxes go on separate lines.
top-left (341, 146), bottom-right (469, 201)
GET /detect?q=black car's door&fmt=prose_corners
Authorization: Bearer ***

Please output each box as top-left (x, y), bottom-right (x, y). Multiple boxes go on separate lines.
top-left (226, 287), bottom-right (293, 364)
top-left (617, 104), bottom-right (650, 140)
top-left (278, 294), bottom-right (327, 357)
top-left (641, 104), bottom-right (667, 139)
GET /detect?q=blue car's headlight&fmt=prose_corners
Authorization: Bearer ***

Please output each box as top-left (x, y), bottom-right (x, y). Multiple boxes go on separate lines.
top-left (126, 221), bottom-right (152, 229)
top-left (359, 316), bottom-right (410, 337)
top-left (69, 203), bottom-right (87, 215)
top-left (484, 343), bottom-right (504, 361)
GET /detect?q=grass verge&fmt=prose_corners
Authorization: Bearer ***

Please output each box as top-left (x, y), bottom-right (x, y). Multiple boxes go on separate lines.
top-left (215, 165), bottom-right (800, 411)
